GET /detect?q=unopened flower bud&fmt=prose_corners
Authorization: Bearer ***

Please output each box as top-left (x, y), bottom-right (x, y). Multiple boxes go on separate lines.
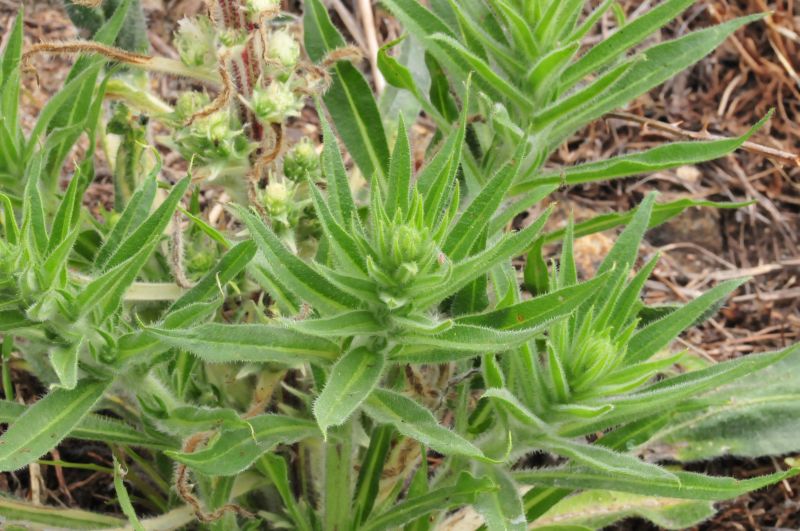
top-left (245, 0), bottom-right (280, 21)
top-left (263, 180), bottom-right (294, 222)
top-left (250, 81), bottom-right (304, 124)
top-left (268, 29), bottom-right (300, 68)
top-left (283, 138), bottom-right (320, 180)
top-left (174, 91), bottom-right (210, 122)
top-left (175, 16), bottom-right (217, 69)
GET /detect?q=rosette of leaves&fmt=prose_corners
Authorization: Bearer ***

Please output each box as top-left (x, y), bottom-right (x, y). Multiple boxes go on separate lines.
top-left (144, 102), bottom-right (799, 528)
top-left (380, 0), bottom-right (766, 178)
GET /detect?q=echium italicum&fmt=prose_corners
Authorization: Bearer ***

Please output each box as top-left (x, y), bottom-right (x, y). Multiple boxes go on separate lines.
top-left (1, 1), bottom-right (800, 530)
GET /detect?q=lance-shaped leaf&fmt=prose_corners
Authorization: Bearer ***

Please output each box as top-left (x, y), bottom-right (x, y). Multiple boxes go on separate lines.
top-left (319, 113), bottom-right (356, 225)
top-left (363, 388), bottom-right (487, 461)
top-left (415, 206), bottom-right (552, 307)
top-left (458, 273), bottom-right (609, 330)
top-left (307, 180), bottom-right (366, 275)
top-left (49, 340), bottom-right (81, 390)
top-left (361, 472), bottom-right (496, 531)
top-left (515, 465), bottom-right (799, 501)
top-left (642, 347), bottom-right (800, 461)
top-left (285, 310), bottom-right (383, 338)
top-left (386, 116), bottom-right (412, 216)
top-left (399, 323), bottom-right (549, 353)
top-left (167, 414), bottom-right (318, 476)
top-left (538, 437), bottom-right (678, 484)
top-left (514, 113), bottom-right (770, 194)
top-left (95, 171), bottom-right (158, 269)
top-left (353, 425), bottom-right (394, 525)
top-left (236, 205), bottom-right (361, 314)
top-left (561, 0), bottom-right (696, 87)
top-left (169, 239), bottom-right (256, 312)
top-left (0, 497), bottom-right (125, 529)
top-left (304, 0), bottom-right (389, 180)
top-left (113, 457), bottom-right (145, 531)
top-left (0, 380), bottom-right (110, 471)
top-left (550, 15), bottom-right (765, 144)
top-left (77, 238), bottom-right (159, 320)
top-left (627, 278), bottom-right (746, 363)
top-left (100, 176), bottom-right (189, 271)
top-left (314, 347), bottom-right (385, 437)
top-left (536, 490), bottom-right (716, 530)
top-left (146, 323), bottom-right (341, 365)
top-left (428, 34), bottom-right (532, 112)
top-left (444, 150), bottom-right (522, 261)
top-left (0, 400), bottom-right (176, 449)
top-left (559, 345), bottom-right (798, 437)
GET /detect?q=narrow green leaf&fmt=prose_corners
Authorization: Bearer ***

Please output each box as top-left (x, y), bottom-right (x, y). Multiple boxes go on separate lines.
top-left (49, 340), bottom-right (81, 390)
top-left (0, 380), bottom-right (110, 472)
top-left (285, 310), bottom-right (382, 337)
top-left (361, 472), bottom-right (496, 531)
top-left (95, 170), bottom-right (158, 270)
top-left (386, 116), bottom-right (412, 216)
top-left (378, 35), bottom-right (418, 93)
top-left (102, 176), bottom-right (189, 271)
top-left (458, 274), bottom-right (609, 331)
top-left (562, 0), bottom-right (695, 87)
top-left (353, 425), bottom-right (394, 525)
top-left (515, 466), bottom-right (799, 501)
top-left (307, 180), bottom-right (367, 275)
top-left (147, 323), bottom-right (340, 365)
top-left (167, 415), bottom-right (318, 476)
top-left (304, 0), bottom-right (390, 179)
top-left (644, 348), bottom-right (800, 461)
top-left (0, 496), bottom-right (124, 529)
top-left (364, 388), bottom-right (487, 461)
top-left (428, 34), bottom-right (532, 112)
top-left (0, 400), bottom-right (175, 449)
top-left (537, 490), bottom-right (716, 530)
top-left (113, 457), bottom-right (145, 531)
top-left (444, 153), bottom-right (520, 261)
top-left (515, 113), bottom-right (770, 194)
top-left (77, 239), bottom-right (158, 319)
top-left (237, 205), bottom-right (361, 313)
top-left (551, 15), bottom-right (766, 144)
top-left (539, 437), bottom-right (678, 483)
top-left (314, 347), bottom-right (384, 436)
top-left (169, 239), bottom-right (255, 312)
top-left (560, 345), bottom-right (797, 437)
top-left (628, 278), bottom-right (746, 363)
top-left (416, 206), bottom-right (552, 307)
top-left (319, 113), bottom-right (356, 225)
top-left (0, 10), bottom-right (24, 86)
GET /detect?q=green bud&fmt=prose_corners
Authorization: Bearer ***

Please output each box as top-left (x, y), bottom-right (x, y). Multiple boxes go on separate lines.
top-left (250, 81), bottom-right (304, 124)
top-left (245, 0), bottom-right (280, 21)
top-left (263, 180), bottom-right (295, 224)
top-left (267, 29), bottom-right (300, 68)
top-left (174, 16), bottom-right (217, 69)
top-left (174, 91), bottom-right (211, 122)
top-left (283, 138), bottom-right (320, 181)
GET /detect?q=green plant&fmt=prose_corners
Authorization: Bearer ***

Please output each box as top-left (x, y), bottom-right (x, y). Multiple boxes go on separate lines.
top-left (0, 1), bottom-right (798, 530)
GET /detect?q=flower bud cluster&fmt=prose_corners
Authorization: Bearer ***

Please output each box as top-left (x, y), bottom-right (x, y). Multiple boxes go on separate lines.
top-left (249, 80), bottom-right (304, 124)
top-left (175, 16), bottom-right (218, 69)
top-left (172, 93), bottom-right (255, 167)
top-left (283, 138), bottom-right (320, 181)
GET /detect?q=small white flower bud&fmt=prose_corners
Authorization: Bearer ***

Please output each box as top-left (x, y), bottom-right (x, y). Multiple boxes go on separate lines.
top-left (268, 29), bottom-right (300, 68)
top-left (250, 81), bottom-right (304, 124)
top-left (174, 16), bottom-right (217, 69)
